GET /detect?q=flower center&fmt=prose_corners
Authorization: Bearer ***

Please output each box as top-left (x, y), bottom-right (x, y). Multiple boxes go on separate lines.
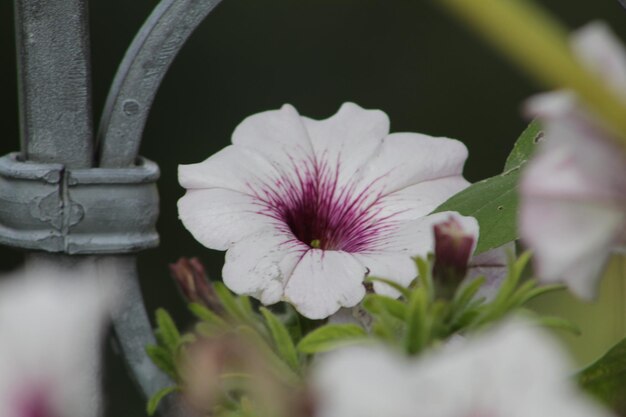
top-left (258, 161), bottom-right (393, 252)
top-left (282, 194), bottom-right (345, 250)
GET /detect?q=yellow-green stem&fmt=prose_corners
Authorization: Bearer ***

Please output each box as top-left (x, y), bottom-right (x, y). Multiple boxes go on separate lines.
top-left (438, 0), bottom-right (626, 149)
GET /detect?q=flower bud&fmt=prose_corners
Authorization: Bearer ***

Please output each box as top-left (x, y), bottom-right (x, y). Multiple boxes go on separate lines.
top-left (169, 257), bottom-right (222, 312)
top-left (433, 216), bottom-right (476, 296)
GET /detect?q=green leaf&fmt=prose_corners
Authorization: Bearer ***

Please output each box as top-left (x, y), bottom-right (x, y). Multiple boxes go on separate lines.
top-left (155, 308), bottom-right (181, 353)
top-left (213, 283), bottom-right (261, 331)
top-left (260, 307), bottom-right (300, 372)
top-left (536, 316), bottom-right (581, 335)
top-left (434, 169), bottom-right (519, 254)
top-left (513, 283), bottom-right (565, 306)
top-left (453, 276), bottom-right (486, 308)
top-left (366, 276), bottom-right (412, 299)
top-left (145, 345), bottom-right (177, 379)
top-left (434, 121), bottom-right (542, 254)
top-left (146, 386), bottom-right (179, 416)
top-left (579, 337), bottom-right (626, 414)
top-left (405, 288), bottom-right (428, 355)
top-left (189, 302), bottom-right (228, 328)
top-left (415, 257), bottom-right (434, 301)
top-left (297, 324), bottom-right (368, 354)
top-left (503, 120), bottom-right (542, 172)
top-left (236, 325), bottom-right (300, 384)
top-left (362, 294), bottom-right (407, 320)
top-left (493, 251), bottom-right (531, 307)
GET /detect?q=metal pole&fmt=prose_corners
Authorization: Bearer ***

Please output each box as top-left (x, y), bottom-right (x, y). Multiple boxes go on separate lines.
top-left (13, 0), bottom-right (93, 168)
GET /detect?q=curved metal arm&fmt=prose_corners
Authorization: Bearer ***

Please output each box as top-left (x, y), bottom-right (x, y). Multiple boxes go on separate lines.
top-left (97, 0), bottom-right (223, 168)
top-left (97, 0), bottom-right (223, 414)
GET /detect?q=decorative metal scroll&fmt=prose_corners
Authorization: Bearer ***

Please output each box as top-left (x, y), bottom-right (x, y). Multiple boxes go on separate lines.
top-left (98, 0), bottom-right (223, 168)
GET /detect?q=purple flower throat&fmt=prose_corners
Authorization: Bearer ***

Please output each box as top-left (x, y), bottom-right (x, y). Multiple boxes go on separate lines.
top-left (254, 156), bottom-right (397, 252)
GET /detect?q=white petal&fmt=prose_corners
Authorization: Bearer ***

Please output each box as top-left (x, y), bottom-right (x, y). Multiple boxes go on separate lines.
top-left (302, 102), bottom-right (389, 187)
top-left (358, 212), bottom-right (478, 296)
top-left (377, 176), bottom-right (470, 221)
top-left (179, 145), bottom-right (279, 193)
top-left (178, 188), bottom-right (277, 251)
top-left (231, 104), bottom-right (314, 172)
top-left (313, 321), bottom-right (609, 417)
top-left (357, 132), bottom-right (469, 195)
top-left (524, 91), bottom-right (579, 122)
top-left (520, 121), bottom-right (626, 298)
top-left (572, 22), bottom-right (626, 95)
top-left (313, 346), bottom-right (417, 417)
top-left (0, 269), bottom-right (115, 417)
top-left (284, 250), bottom-right (367, 319)
top-left (521, 114), bottom-right (626, 202)
top-left (520, 196), bottom-right (623, 298)
top-left (373, 211), bottom-right (479, 256)
top-left (351, 252), bottom-right (417, 297)
top-left (222, 231), bottom-right (307, 305)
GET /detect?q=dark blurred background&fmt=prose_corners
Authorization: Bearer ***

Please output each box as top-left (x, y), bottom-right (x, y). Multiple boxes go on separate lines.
top-left (1, 1), bottom-right (625, 415)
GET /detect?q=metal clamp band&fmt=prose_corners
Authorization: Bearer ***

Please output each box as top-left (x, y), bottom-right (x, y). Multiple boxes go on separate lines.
top-left (0, 153), bottom-right (160, 254)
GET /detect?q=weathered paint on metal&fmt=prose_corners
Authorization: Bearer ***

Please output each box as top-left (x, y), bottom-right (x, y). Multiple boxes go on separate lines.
top-left (0, 153), bottom-right (160, 254)
top-left (13, 0), bottom-right (93, 168)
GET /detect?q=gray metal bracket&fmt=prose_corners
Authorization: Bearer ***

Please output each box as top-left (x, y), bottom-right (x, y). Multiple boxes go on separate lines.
top-left (0, 153), bottom-right (159, 254)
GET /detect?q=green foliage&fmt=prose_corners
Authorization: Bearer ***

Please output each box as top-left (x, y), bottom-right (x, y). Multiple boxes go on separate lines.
top-left (360, 255), bottom-right (567, 355)
top-left (503, 120), bottom-right (542, 171)
top-left (145, 344), bottom-right (177, 380)
top-left (579, 337), bottom-right (626, 415)
top-left (146, 309), bottom-right (187, 414)
top-left (260, 307), bottom-right (301, 373)
top-left (155, 308), bottom-right (181, 353)
top-left (433, 121), bottom-right (542, 254)
top-left (149, 283), bottom-right (312, 417)
top-left (297, 324), bottom-right (368, 354)
top-left (190, 302), bottom-right (227, 325)
top-left (147, 251), bottom-right (567, 415)
top-left (147, 386), bottom-right (179, 416)
top-left (434, 171), bottom-right (519, 254)
top-left (213, 282), bottom-right (258, 327)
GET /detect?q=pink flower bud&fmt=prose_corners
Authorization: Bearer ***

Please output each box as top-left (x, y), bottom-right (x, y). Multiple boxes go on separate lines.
top-left (433, 216), bottom-right (476, 291)
top-left (169, 257), bottom-right (222, 312)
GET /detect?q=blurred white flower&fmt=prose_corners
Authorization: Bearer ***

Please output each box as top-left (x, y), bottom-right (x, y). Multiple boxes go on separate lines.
top-left (520, 22), bottom-right (626, 298)
top-left (179, 102), bottom-right (473, 319)
top-left (0, 267), bottom-right (116, 417)
top-left (312, 321), bottom-right (613, 417)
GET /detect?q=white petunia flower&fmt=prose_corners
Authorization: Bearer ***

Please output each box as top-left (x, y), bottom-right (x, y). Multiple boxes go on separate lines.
top-left (179, 102), bottom-right (474, 319)
top-left (0, 267), bottom-right (116, 417)
top-left (312, 321), bottom-right (614, 417)
top-left (520, 22), bottom-right (626, 299)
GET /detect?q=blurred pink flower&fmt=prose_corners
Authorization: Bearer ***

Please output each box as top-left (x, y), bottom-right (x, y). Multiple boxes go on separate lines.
top-left (520, 22), bottom-right (626, 298)
top-left (178, 103), bottom-right (473, 319)
top-left (0, 267), bottom-right (116, 417)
